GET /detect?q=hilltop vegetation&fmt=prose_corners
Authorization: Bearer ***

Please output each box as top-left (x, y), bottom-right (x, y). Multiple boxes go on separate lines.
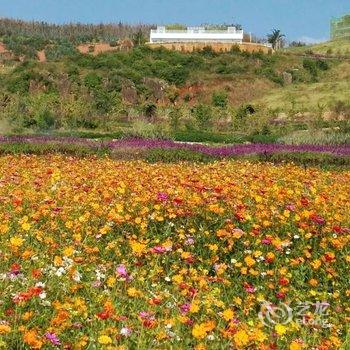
top-left (285, 39), bottom-right (350, 57)
top-left (0, 18), bottom-right (349, 144)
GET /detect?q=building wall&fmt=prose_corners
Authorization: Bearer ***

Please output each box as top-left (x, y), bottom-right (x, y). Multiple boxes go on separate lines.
top-left (147, 42), bottom-right (273, 54)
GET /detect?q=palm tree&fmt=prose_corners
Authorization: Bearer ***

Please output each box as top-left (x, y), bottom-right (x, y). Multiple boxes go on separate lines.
top-left (267, 29), bottom-right (285, 50)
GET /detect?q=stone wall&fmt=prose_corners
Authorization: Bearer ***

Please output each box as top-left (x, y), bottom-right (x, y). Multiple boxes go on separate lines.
top-left (147, 42), bottom-right (273, 54)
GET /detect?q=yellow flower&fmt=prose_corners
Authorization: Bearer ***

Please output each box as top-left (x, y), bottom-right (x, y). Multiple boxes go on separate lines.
top-left (98, 335), bottom-right (112, 345)
top-left (253, 329), bottom-right (267, 342)
top-left (0, 324), bottom-right (11, 334)
top-left (275, 324), bottom-right (287, 336)
top-left (21, 222), bottom-right (31, 231)
top-left (190, 300), bottom-right (200, 313)
top-left (107, 276), bottom-right (116, 287)
top-left (234, 329), bottom-right (249, 347)
top-left (192, 324), bottom-right (207, 339)
top-left (195, 344), bottom-right (206, 350)
top-left (244, 255), bottom-right (255, 267)
top-left (63, 246), bottom-right (74, 257)
top-left (129, 240), bottom-right (146, 255)
top-left (290, 341), bottom-right (302, 350)
top-left (10, 236), bottom-right (24, 247)
top-left (222, 309), bottom-right (234, 321)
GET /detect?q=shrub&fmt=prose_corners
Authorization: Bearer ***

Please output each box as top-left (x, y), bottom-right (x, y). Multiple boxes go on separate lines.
top-left (142, 102), bottom-right (157, 120)
top-left (36, 110), bottom-right (55, 131)
top-left (192, 104), bottom-right (212, 129)
top-left (128, 120), bottom-right (170, 139)
top-left (212, 91), bottom-right (228, 108)
top-left (169, 108), bottom-right (182, 131)
top-left (84, 72), bottom-right (102, 89)
top-left (235, 104), bottom-right (256, 120)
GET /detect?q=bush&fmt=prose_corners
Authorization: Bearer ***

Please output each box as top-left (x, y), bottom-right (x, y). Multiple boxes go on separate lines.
top-left (128, 120), bottom-right (170, 139)
top-left (235, 104), bottom-right (256, 120)
top-left (212, 91), bottom-right (228, 108)
top-left (84, 72), bottom-right (102, 89)
top-left (192, 104), bottom-right (212, 129)
top-left (36, 110), bottom-right (55, 131)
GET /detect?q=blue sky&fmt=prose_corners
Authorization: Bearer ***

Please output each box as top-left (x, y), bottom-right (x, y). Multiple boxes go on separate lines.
top-left (0, 0), bottom-right (349, 42)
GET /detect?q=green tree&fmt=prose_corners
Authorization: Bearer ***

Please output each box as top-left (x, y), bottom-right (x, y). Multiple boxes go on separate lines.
top-left (267, 29), bottom-right (285, 50)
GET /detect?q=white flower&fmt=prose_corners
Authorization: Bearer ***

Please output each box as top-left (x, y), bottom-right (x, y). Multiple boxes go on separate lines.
top-left (55, 267), bottom-right (66, 277)
top-left (165, 276), bottom-right (171, 282)
top-left (120, 327), bottom-right (132, 336)
top-left (39, 291), bottom-right (47, 299)
top-left (294, 235), bottom-right (300, 239)
top-left (73, 271), bottom-right (82, 282)
top-left (207, 334), bottom-right (215, 340)
top-left (35, 282), bottom-right (45, 288)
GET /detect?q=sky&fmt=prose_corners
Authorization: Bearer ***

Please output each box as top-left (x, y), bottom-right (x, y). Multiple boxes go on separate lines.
top-left (0, 0), bottom-right (349, 42)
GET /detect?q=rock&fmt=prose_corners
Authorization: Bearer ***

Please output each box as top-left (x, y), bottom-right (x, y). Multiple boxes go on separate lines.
top-left (294, 112), bottom-right (313, 121)
top-left (121, 80), bottom-right (138, 105)
top-left (143, 77), bottom-right (169, 101)
top-left (322, 111), bottom-right (336, 121)
top-left (282, 71), bottom-right (293, 85)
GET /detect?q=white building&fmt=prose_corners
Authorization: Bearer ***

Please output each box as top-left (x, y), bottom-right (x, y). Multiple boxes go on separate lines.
top-left (150, 26), bottom-right (244, 44)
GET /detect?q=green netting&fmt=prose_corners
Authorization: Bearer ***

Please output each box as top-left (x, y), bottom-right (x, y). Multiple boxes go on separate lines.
top-left (331, 14), bottom-right (350, 40)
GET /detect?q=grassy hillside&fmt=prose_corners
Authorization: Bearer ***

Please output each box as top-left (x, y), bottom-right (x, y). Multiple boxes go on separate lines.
top-left (0, 26), bottom-right (349, 144)
top-left (285, 39), bottom-right (350, 57)
top-left (257, 60), bottom-right (350, 110)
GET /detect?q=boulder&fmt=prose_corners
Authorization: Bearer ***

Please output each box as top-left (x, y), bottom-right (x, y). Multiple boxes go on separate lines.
top-left (143, 77), bottom-right (169, 101)
top-left (282, 71), bottom-right (293, 85)
top-left (121, 80), bottom-right (138, 105)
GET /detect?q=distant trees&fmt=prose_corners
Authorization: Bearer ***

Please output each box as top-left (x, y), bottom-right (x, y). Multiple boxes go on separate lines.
top-left (267, 29), bottom-right (285, 50)
top-left (289, 41), bottom-right (307, 47)
top-left (132, 29), bottom-right (147, 47)
top-left (0, 18), bottom-right (152, 45)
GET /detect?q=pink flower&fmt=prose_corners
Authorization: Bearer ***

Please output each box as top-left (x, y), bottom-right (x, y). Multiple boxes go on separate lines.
top-left (262, 237), bottom-right (272, 245)
top-left (286, 204), bottom-right (296, 212)
top-left (184, 237), bottom-right (195, 246)
top-left (116, 264), bottom-right (128, 278)
top-left (151, 245), bottom-right (167, 254)
top-left (157, 192), bottom-right (169, 201)
top-left (139, 311), bottom-right (154, 320)
top-left (179, 303), bottom-right (190, 314)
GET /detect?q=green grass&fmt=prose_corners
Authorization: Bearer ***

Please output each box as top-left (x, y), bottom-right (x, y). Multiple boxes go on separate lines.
top-left (285, 39), bottom-right (350, 56)
top-left (257, 61), bottom-right (350, 111)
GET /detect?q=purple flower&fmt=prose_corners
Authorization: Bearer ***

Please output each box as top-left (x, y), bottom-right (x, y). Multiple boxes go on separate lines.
top-left (45, 332), bottom-right (61, 346)
top-left (1, 135), bottom-right (349, 157)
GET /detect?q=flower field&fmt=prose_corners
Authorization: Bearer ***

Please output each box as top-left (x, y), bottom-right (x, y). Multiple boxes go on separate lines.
top-left (0, 155), bottom-right (349, 349)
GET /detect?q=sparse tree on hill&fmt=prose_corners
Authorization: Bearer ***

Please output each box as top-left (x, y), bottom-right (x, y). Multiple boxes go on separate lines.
top-left (267, 29), bottom-right (285, 50)
top-left (132, 29), bottom-right (147, 47)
